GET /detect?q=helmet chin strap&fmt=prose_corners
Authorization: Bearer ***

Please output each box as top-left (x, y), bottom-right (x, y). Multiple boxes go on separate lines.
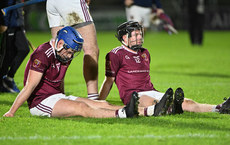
top-left (54, 39), bottom-right (70, 63)
top-left (54, 39), bottom-right (63, 52)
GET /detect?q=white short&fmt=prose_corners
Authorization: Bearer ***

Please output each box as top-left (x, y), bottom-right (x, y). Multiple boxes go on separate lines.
top-left (126, 5), bottom-right (152, 28)
top-left (46, 0), bottom-right (93, 28)
top-left (138, 90), bottom-right (164, 101)
top-left (29, 93), bottom-right (78, 117)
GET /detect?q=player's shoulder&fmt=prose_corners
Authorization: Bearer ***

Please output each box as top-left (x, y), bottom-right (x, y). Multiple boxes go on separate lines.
top-left (109, 46), bottom-right (124, 55)
top-left (36, 41), bottom-right (54, 55)
top-left (106, 46), bottom-right (124, 60)
top-left (140, 47), bottom-right (150, 54)
top-left (32, 41), bottom-right (54, 60)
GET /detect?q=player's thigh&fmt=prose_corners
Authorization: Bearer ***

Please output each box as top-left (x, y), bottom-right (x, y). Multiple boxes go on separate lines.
top-left (46, 0), bottom-right (62, 27)
top-left (76, 23), bottom-right (98, 54)
top-left (52, 99), bottom-right (90, 117)
top-left (47, 0), bottom-right (92, 27)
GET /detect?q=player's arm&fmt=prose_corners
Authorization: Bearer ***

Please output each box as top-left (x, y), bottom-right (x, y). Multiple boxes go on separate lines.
top-left (153, 0), bottom-right (164, 16)
top-left (99, 76), bottom-right (115, 100)
top-left (3, 70), bottom-right (43, 117)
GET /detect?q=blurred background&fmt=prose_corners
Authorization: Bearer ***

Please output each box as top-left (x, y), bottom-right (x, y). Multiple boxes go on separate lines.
top-left (24, 0), bottom-right (230, 31)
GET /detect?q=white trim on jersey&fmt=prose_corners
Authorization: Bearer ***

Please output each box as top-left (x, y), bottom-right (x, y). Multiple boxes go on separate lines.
top-left (122, 45), bottom-right (138, 54)
top-left (111, 46), bottom-right (123, 54)
top-left (45, 48), bottom-right (54, 58)
top-left (49, 40), bottom-right (57, 58)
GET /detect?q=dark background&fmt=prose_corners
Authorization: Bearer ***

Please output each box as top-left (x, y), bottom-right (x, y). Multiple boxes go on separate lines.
top-left (24, 0), bottom-right (230, 31)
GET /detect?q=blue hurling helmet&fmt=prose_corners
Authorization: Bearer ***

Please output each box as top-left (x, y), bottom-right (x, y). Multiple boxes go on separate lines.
top-left (55, 26), bottom-right (84, 63)
top-left (56, 26), bottom-right (84, 52)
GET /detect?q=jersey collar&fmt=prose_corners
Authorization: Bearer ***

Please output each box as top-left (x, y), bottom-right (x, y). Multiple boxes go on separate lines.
top-left (50, 39), bottom-right (57, 58)
top-left (122, 45), bottom-right (138, 54)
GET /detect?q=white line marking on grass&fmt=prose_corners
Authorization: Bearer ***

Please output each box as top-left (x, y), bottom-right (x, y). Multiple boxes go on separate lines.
top-left (0, 133), bottom-right (229, 141)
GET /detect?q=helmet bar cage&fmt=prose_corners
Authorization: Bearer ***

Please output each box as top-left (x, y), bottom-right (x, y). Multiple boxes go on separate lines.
top-left (116, 21), bottom-right (144, 51)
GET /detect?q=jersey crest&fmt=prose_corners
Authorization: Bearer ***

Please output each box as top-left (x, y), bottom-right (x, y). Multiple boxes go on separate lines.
top-left (141, 53), bottom-right (148, 62)
top-left (33, 59), bottom-right (41, 68)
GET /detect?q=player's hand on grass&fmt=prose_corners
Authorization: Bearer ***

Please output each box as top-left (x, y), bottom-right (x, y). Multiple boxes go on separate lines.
top-left (3, 111), bottom-right (14, 117)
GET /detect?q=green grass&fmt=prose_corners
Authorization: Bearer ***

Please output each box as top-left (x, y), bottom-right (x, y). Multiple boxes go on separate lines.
top-left (0, 30), bottom-right (230, 145)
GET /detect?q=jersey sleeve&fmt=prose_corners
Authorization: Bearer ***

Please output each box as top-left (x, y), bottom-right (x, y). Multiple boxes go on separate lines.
top-left (105, 52), bottom-right (120, 77)
top-left (146, 49), bottom-right (151, 63)
top-left (29, 50), bottom-right (49, 73)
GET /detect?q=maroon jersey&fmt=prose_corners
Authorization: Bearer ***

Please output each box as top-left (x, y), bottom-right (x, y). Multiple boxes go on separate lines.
top-left (106, 45), bottom-right (156, 105)
top-left (24, 40), bottom-right (70, 109)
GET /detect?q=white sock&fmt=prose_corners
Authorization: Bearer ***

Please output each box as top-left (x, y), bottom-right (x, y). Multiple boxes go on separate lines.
top-left (146, 105), bottom-right (155, 116)
top-left (87, 94), bottom-right (99, 100)
top-left (117, 108), bottom-right (127, 118)
top-left (212, 105), bottom-right (221, 112)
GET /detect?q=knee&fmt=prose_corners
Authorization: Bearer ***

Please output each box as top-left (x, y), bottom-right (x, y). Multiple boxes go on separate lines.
top-left (74, 102), bottom-right (91, 117)
top-left (139, 96), bottom-right (157, 107)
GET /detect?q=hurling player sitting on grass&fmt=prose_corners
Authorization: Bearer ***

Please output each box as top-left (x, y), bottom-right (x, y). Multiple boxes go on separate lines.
top-left (97, 21), bottom-right (230, 115)
top-left (3, 26), bottom-right (173, 118)
top-left (3, 26), bottom-right (143, 118)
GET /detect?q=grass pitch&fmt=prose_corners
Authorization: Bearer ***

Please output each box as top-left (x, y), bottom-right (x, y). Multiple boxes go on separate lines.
top-left (0, 30), bottom-right (230, 145)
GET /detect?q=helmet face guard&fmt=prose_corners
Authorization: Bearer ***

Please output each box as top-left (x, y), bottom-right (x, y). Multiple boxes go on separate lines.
top-left (55, 26), bottom-right (84, 63)
top-left (56, 44), bottom-right (80, 63)
top-left (116, 21), bottom-right (144, 51)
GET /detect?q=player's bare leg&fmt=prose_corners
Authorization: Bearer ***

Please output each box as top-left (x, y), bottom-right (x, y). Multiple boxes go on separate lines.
top-left (77, 97), bottom-right (159, 117)
top-left (51, 26), bottom-right (64, 39)
top-left (139, 95), bottom-right (158, 107)
top-left (52, 94), bottom-right (139, 118)
top-left (182, 98), bottom-right (215, 112)
top-left (52, 99), bottom-right (118, 118)
top-left (77, 97), bottom-right (156, 116)
top-left (76, 97), bottom-right (124, 110)
top-left (76, 23), bottom-right (99, 95)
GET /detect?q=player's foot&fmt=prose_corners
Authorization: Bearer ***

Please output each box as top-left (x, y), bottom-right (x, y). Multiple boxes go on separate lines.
top-left (124, 91), bottom-right (139, 118)
top-left (2, 75), bottom-right (20, 93)
top-left (172, 88), bottom-right (184, 114)
top-left (153, 88), bottom-right (173, 116)
top-left (219, 97), bottom-right (230, 114)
